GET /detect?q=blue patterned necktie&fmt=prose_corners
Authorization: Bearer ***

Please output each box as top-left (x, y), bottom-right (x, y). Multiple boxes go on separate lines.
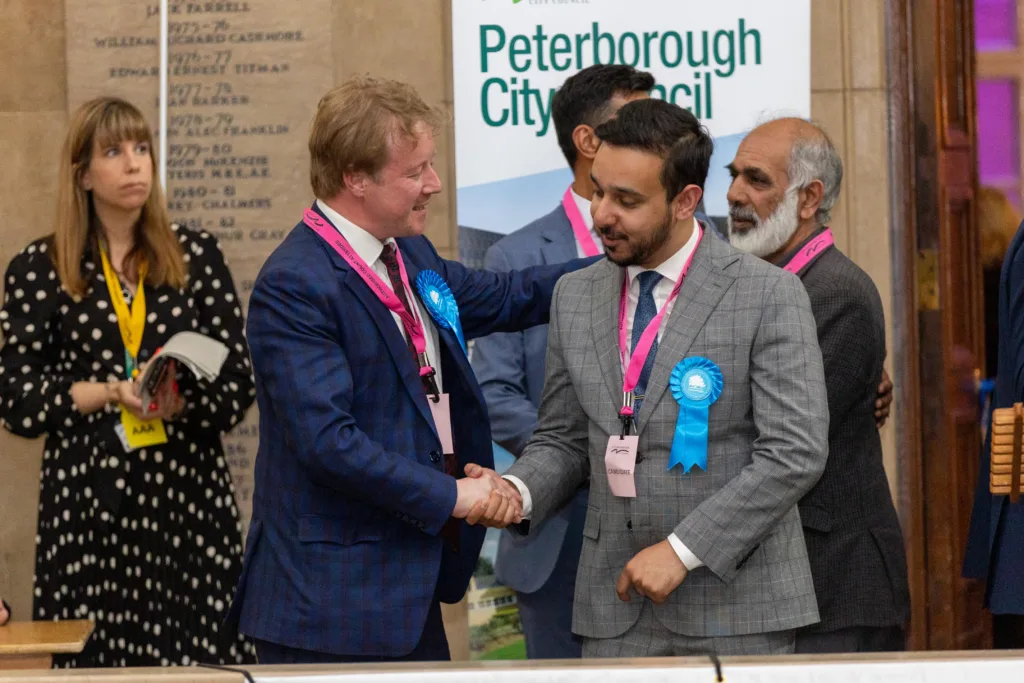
top-left (631, 271), bottom-right (663, 412)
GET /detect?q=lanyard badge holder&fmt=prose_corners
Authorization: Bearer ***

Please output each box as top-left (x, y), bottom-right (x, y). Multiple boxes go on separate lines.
top-left (98, 245), bottom-right (168, 451)
top-left (418, 352), bottom-right (441, 400)
top-left (606, 228), bottom-right (705, 498)
top-left (303, 209), bottom-right (453, 455)
top-left (620, 391), bottom-right (636, 438)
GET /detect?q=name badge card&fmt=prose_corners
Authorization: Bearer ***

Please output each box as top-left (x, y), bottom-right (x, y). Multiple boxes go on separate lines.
top-left (428, 394), bottom-right (454, 454)
top-left (117, 410), bottom-right (168, 451)
top-left (605, 435), bottom-right (639, 498)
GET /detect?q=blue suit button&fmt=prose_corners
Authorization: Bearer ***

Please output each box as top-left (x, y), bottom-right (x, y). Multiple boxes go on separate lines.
top-left (429, 450), bottom-right (441, 463)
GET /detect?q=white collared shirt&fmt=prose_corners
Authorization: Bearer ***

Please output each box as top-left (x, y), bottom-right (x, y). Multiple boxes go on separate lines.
top-left (623, 218), bottom-right (701, 348)
top-left (316, 199), bottom-right (443, 391)
top-left (506, 218), bottom-right (705, 571)
top-left (569, 187), bottom-right (603, 258)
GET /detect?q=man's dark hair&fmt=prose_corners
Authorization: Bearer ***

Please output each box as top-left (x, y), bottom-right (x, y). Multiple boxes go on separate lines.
top-left (593, 98), bottom-right (714, 199)
top-left (551, 65), bottom-right (655, 169)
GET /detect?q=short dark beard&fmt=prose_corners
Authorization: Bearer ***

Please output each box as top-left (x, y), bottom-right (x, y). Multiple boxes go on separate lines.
top-left (604, 210), bottom-right (674, 267)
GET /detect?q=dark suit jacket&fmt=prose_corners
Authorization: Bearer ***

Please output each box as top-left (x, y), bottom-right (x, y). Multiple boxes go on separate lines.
top-left (230, 203), bottom-right (593, 657)
top-left (964, 219), bottom-right (1024, 614)
top-left (790, 237), bottom-right (910, 632)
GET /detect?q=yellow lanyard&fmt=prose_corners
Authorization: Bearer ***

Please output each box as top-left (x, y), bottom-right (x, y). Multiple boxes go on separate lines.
top-left (98, 244), bottom-right (148, 378)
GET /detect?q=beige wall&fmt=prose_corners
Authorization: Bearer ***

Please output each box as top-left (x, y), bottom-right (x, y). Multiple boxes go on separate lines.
top-left (0, 0), bottom-right (894, 656)
top-left (810, 0), bottom-right (898, 493)
top-left (0, 0), bottom-right (69, 631)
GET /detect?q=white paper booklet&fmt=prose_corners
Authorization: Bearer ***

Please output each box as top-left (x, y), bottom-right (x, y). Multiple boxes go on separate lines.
top-left (138, 331), bottom-right (229, 403)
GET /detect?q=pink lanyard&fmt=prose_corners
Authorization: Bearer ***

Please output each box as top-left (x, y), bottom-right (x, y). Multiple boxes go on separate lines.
top-left (617, 227), bottom-right (704, 421)
top-left (303, 208), bottom-right (435, 381)
top-left (783, 228), bottom-right (834, 274)
top-left (561, 186), bottom-right (601, 257)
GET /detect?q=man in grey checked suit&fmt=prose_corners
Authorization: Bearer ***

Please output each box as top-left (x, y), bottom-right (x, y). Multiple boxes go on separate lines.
top-left (471, 64), bottom-right (655, 660)
top-left (470, 98), bottom-right (829, 657)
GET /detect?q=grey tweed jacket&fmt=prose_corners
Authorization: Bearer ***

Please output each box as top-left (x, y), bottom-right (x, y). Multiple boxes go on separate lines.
top-left (506, 233), bottom-right (830, 640)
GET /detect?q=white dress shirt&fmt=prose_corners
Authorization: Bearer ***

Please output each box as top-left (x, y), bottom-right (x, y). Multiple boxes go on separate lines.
top-left (506, 219), bottom-right (704, 571)
top-left (316, 199), bottom-right (443, 390)
top-left (569, 187), bottom-right (603, 258)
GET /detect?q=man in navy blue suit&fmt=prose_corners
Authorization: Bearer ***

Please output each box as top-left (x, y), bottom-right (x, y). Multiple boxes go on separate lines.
top-left (471, 64), bottom-right (656, 659)
top-left (230, 75), bottom-right (593, 664)
top-left (965, 217), bottom-right (1024, 649)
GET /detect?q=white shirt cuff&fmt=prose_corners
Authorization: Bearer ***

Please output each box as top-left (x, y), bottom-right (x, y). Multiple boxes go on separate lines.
top-left (668, 533), bottom-right (704, 571)
top-left (502, 475), bottom-right (532, 518)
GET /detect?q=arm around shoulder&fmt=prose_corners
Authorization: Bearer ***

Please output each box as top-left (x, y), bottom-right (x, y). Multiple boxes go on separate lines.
top-left (425, 236), bottom-right (598, 339)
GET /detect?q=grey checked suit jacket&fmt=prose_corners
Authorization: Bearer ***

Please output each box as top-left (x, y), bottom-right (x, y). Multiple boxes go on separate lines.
top-left (506, 233), bottom-right (830, 640)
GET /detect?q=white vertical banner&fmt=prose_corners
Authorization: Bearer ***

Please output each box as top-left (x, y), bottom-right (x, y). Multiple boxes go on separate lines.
top-left (451, 0), bottom-right (811, 236)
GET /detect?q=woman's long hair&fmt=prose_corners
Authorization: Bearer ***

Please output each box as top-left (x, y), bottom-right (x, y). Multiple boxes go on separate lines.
top-left (53, 97), bottom-right (186, 298)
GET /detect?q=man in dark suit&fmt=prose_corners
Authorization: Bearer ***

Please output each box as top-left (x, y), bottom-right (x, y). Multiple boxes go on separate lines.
top-left (470, 64), bottom-right (654, 659)
top-left (726, 118), bottom-right (910, 652)
top-left (231, 75), bottom-right (591, 664)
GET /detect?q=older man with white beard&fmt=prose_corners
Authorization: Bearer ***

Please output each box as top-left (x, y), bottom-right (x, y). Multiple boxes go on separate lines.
top-left (725, 118), bottom-right (910, 653)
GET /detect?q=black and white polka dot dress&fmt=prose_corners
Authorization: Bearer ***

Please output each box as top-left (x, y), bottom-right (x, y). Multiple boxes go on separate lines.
top-left (0, 226), bottom-right (258, 668)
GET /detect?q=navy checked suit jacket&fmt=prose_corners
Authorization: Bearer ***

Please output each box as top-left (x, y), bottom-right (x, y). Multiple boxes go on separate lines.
top-left (229, 204), bottom-right (595, 657)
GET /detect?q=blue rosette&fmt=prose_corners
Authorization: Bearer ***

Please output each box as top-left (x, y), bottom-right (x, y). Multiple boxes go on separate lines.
top-left (668, 357), bottom-right (723, 473)
top-left (415, 270), bottom-right (467, 354)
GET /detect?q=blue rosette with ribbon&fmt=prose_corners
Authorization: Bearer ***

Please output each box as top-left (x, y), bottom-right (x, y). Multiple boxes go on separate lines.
top-left (668, 357), bottom-right (723, 473)
top-left (415, 270), bottom-right (467, 354)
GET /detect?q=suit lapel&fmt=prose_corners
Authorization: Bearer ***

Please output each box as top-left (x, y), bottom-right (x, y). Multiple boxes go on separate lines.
top-left (540, 207), bottom-right (578, 265)
top-left (591, 260), bottom-right (627, 411)
top-left (403, 248), bottom-right (459, 367)
top-left (404, 245), bottom-right (489, 437)
top-left (337, 264), bottom-right (439, 432)
top-left (310, 208), bottom-right (440, 438)
top-left (636, 233), bottom-right (737, 433)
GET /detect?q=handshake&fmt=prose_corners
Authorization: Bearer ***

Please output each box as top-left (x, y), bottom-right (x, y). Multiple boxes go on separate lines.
top-left (452, 463), bottom-right (524, 528)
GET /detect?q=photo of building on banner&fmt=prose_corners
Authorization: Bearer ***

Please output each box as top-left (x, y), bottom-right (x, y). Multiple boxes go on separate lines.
top-left (452, 0), bottom-right (810, 661)
top-left (463, 447), bottom-right (525, 661)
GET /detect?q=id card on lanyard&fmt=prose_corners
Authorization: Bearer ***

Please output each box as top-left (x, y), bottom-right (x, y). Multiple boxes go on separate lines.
top-left (606, 227), bottom-right (703, 497)
top-left (98, 245), bottom-right (168, 451)
top-left (303, 209), bottom-right (454, 454)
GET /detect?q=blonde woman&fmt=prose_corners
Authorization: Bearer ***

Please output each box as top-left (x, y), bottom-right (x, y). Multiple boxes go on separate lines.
top-left (0, 97), bottom-right (256, 667)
